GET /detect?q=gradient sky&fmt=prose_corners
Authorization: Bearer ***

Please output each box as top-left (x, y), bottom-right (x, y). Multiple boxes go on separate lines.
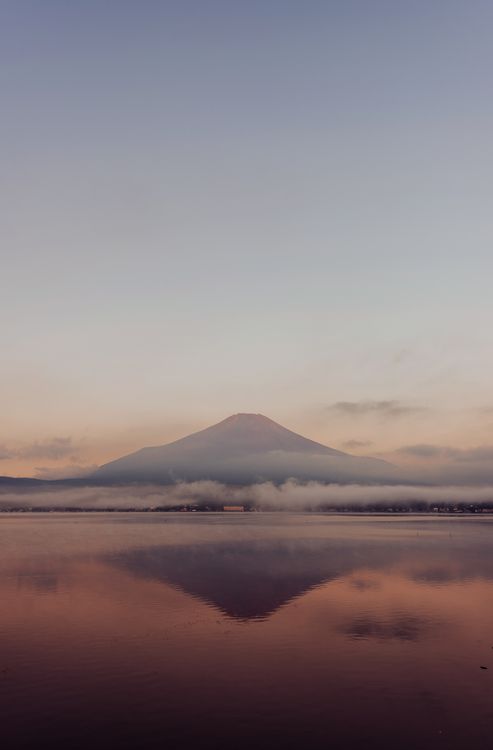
top-left (2, 1), bottom-right (493, 477)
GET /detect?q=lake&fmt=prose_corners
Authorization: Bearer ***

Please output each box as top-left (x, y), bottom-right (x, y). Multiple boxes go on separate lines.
top-left (1, 513), bottom-right (493, 749)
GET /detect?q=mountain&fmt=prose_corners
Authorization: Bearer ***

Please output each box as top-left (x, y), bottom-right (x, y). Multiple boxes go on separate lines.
top-left (93, 413), bottom-right (394, 484)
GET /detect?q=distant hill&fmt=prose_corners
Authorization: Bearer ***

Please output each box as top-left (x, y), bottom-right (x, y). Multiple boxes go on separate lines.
top-left (0, 476), bottom-right (45, 487)
top-left (93, 413), bottom-right (394, 484)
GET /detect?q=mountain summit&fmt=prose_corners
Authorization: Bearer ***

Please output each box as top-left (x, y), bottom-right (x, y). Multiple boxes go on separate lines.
top-left (93, 413), bottom-right (393, 484)
top-left (152, 412), bottom-right (347, 457)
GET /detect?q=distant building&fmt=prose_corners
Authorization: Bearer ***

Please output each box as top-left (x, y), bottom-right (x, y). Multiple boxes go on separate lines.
top-left (223, 505), bottom-right (245, 512)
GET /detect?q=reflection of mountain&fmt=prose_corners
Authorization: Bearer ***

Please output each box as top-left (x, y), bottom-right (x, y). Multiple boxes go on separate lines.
top-left (105, 524), bottom-right (493, 620)
top-left (107, 538), bottom-right (401, 620)
top-left (93, 413), bottom-right (393, 484)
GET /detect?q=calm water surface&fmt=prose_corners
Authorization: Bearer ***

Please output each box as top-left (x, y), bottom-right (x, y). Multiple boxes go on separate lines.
top-left (1, 513), bottom-right (493, 749)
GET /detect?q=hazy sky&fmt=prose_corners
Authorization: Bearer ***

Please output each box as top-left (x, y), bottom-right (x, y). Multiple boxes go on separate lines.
top-left (2, 1), bottom-right (493, 477)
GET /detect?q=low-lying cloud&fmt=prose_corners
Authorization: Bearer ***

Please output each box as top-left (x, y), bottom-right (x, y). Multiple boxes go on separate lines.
top-left (0, 446), bottom-right (13, 460)
top-left (328, 400), bottom-right (425, 418)
top-left (342, 439), bottom-right (373, 450)
top-left (396, 444), bottom-right (493, 463)
top-left (0, 437), bottom-right (77, 461)
top-left (34, 464), bottom-right (98, 480)
top-left (2, 480), bottom-right (493, 510)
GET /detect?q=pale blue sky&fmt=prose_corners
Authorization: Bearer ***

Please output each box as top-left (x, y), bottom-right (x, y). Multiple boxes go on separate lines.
top-left (2, 1), bottom-right (493, 474)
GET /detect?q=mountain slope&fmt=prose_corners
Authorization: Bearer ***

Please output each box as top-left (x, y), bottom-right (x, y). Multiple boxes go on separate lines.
top-left (93, 413), bottom-right (394, 484)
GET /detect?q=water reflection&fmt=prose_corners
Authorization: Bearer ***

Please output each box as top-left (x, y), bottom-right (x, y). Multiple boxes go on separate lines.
top-left (16, 572), bottom-right (59, 593)
top-left (341, 614), bottom-right (428, 641)
top-left (106, 526), bottom-right (493, 620)
top-left (1, 514), bottom-right (493, 750)
top-left (106, 538), bottom-right (398, 619)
